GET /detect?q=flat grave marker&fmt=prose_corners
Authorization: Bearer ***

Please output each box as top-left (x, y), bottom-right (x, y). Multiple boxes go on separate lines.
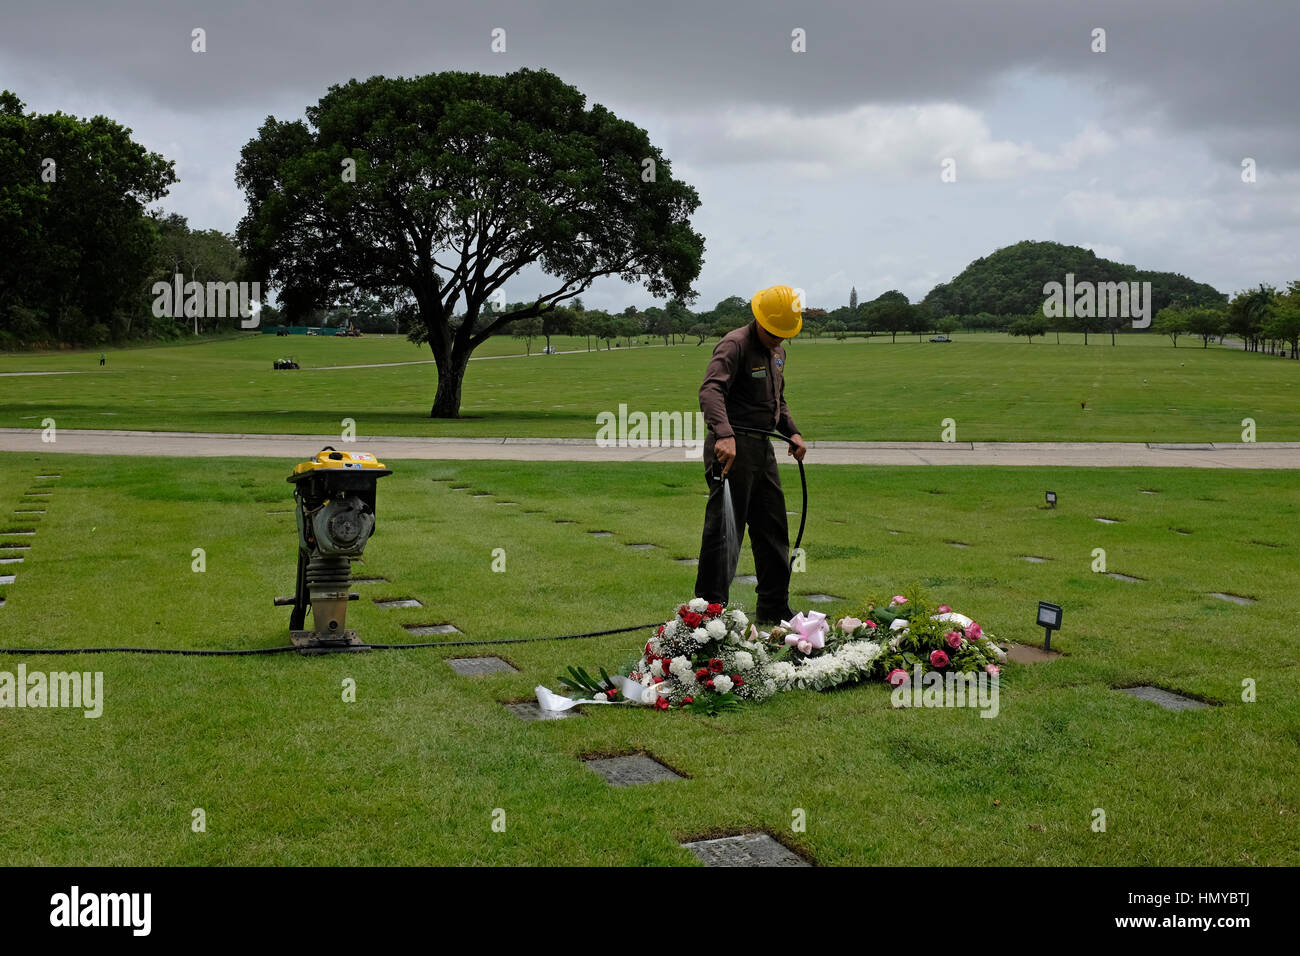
top-left (504, 701), bottom-right (579, 722)
top-left (447, 656), bottom-right (518, 676)
top-left (1207, 592), bottom-right (1255, 606)
top-left (1119, 686), bottom-right (1208, 711)
top-left (404, 624), bottom-right (463, 637)
top-left (681, 833), bottom-right (810, 867)
top-left (583, 754), bottom-right (682, 786)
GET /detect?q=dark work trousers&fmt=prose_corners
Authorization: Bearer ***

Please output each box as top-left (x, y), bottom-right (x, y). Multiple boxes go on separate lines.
top-left (694, 432), bottom-right (793, 622)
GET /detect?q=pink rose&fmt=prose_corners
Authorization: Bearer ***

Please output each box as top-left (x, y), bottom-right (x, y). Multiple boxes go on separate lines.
top-left (945, 631), bottom-right (963, 650)
top-left (965, 621), bottom-right (983, 640)
top-left (796, 639), bottom-right (813, 654)
top-left (891, 595), bottom-right (908, 605)
top-left (886, 668), bottom-right (910, 687)
top-left (929, 649), bottom-right (949, 668)
top-left (864, 619), bottom-right (877, 629)
top-left (985, 664), bottom-right (1000, 676)
top-left (837, 616), bottom-right (864, 633)
top-left (936, 604), bottom-right (952, 613)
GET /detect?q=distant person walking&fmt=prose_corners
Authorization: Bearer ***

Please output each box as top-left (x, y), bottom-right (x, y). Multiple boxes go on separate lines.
top-left (98, 353), bottom-right (106, 367)
top-left (695, 285), bottom-right (807, 624)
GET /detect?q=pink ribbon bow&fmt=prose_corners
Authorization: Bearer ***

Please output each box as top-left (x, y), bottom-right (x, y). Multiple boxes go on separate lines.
top-left (781, 610), bottom-right (829, 650)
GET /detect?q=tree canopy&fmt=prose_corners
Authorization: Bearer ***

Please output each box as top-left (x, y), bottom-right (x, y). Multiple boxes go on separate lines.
top-left (922, 240), bottom-right (1224, 318)
top-left (235, 68), bottom-right (705, 416)
top-left (0, 91), bottom-right (176, 347)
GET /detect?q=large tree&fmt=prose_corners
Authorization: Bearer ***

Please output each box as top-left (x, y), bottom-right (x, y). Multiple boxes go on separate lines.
top-left (1, 91), bottom-right (176, 346)
top-left (236, 68), bottom-right (704, 416)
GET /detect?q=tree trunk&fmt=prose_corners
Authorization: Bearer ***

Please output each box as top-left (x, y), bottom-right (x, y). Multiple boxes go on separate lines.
top-left (430, 351), bottom-right (468, 418)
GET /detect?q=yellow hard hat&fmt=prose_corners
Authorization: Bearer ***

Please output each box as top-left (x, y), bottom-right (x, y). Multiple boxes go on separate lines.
top-left (751, 285), bottom-right (803, 338)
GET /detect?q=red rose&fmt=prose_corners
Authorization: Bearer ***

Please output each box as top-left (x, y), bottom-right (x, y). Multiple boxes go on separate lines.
top-left (682, 696), bottom-right (694, 705)
top-left (695, 667), bottom-right (710, 680)
top-left (706, 603), bottom-right (724, 616)
top-left (682, 611), bottom-right (703, 628)
top-left (708, 658), bottom-right (725, 673)
top-left (653, 675), bottom-right (664, 684)
top-left (654, 696), bottom-right (669, 710)
top-left (705, 679), bottom-right (715, 690)
top-left (661, 659), bottom-right (672, 676)
top-left (645, 641), bottom-right (653, 654)
top-left (606, 688), bottom-right (618, 698)
top-left (929, 649), bottom-right (950, 668)
top-left (678, 604), bottom-right (690, 618)
top-left (656, 625), bottom-right (664, 637)
top-left (732, 675), bottom-right (744, 687)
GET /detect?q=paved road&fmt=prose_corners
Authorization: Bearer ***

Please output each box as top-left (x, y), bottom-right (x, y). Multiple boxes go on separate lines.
top-left (3, 428), bottom-right (1298, 467)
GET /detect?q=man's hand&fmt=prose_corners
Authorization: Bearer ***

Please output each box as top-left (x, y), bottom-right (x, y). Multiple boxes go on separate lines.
top-left (787, 433), bottom-right (807, 462)
top-left (714, 436), bottom-right (737, 477)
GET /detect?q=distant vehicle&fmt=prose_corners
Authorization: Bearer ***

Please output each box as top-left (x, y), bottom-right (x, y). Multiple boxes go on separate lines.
top-left (930, 335), bottom-right (953, 343)
top-left (542, 345), bottom-right (557, 354)
top-left (275, 327), bottom-right (290, 336)
top-left (273, 358), bottom-right (299, 370)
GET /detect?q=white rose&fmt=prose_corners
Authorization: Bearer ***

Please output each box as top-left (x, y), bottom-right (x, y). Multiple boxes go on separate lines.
top-left (594, 692), bottom-right (607, 702)
top-left (711, 674), bottom-right (733, 694)
top-left (705, 619), bottom-right (726, 639)
top-left (669, 655), bottom-right (692, 676)
top-left (689, 598), bottom-right (708, 612)
top-left (733, 651), bottom-right (754, 670)
top-left (731, 610), bottom-right (749, 629)
top-left (691, 627), bottom-right (709, 645)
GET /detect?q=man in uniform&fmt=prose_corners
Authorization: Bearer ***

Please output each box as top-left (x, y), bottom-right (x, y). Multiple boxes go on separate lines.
top-left (695, 285), bottom-right (807, 623)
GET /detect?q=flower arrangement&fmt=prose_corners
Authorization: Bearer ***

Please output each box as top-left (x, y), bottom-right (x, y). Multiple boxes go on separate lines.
top-left (868, 590), bottom-right (1006, 686)
top-left (557, 598), bottom-right (777, 715)
top-left (543, 590), bottom-right (1003, 715)
top-left (763, 610), bottom-right (884, 692)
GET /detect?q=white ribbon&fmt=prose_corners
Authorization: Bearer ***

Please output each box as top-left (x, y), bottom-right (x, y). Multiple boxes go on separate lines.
top-left (534, 676), bottom-right (655, 712)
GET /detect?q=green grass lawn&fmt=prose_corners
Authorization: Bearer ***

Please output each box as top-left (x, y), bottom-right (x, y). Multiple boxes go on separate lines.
top-left (4, 331), bottom-right (1297, 442)
top-left (2, 453), bottom-right (1296, 865)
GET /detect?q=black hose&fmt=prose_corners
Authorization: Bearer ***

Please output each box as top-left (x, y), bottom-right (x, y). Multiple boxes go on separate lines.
top-left (730, 427), bottom-right (808, 568)
top-left (0, 623), bottom-right (658, 657)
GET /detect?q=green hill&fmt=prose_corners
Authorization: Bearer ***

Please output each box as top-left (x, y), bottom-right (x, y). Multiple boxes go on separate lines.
top-left (923, 240), bottom-right (1226, 316)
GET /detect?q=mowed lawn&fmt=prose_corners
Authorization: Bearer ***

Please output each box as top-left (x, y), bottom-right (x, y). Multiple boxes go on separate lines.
top-left (3, 331), bottom-right (1297, 442)
top-left (1, 453), bottom-right (1296, 865)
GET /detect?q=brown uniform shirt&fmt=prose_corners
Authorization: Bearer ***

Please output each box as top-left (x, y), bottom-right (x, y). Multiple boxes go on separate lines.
top-left (699, 321), bottom-right (798, 440)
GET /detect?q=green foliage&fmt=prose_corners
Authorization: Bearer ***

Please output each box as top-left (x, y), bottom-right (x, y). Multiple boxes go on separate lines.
top-left (922, 240), bottom-right (1225, 318)
top-left (0, 91), bottom-right (177, 347)
top-left (234, 67), bottom-right (705, 416)
top-left (683, 692), bottom-right (741, 716)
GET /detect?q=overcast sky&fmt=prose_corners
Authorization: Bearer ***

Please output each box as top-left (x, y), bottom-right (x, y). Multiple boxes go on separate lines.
top-left (3, 0), bottom-right (1297, 312)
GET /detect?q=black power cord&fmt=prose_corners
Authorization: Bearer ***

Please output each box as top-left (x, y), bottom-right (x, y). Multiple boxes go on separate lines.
top-left (0, 623), bottom-right (658, 657)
